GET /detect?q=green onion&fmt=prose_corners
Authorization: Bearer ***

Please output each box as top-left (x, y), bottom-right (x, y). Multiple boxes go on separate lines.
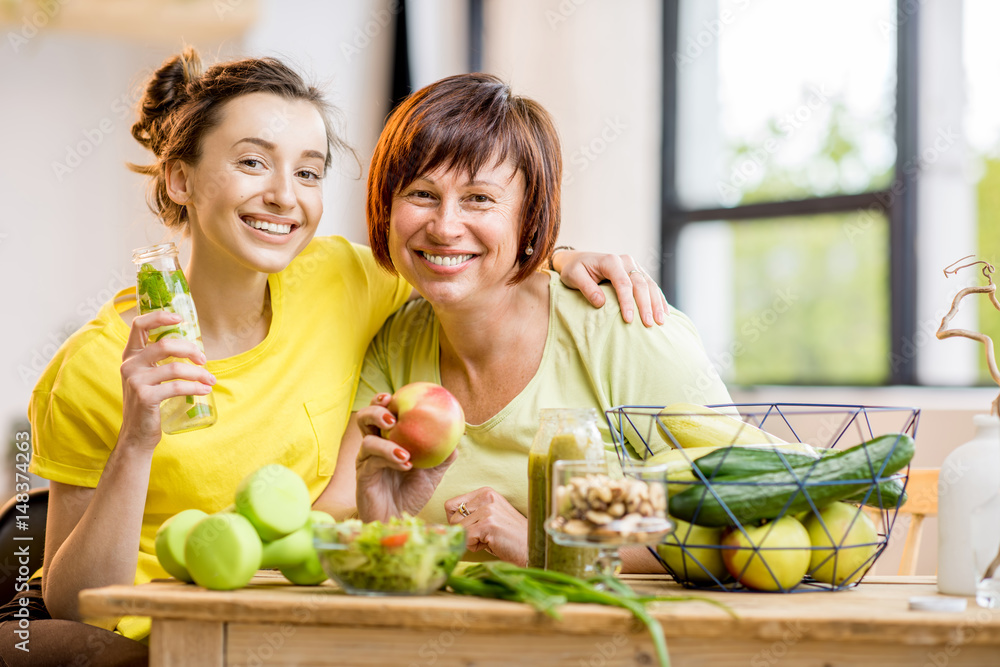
top-left (446, 563), bottom-right (736, 667)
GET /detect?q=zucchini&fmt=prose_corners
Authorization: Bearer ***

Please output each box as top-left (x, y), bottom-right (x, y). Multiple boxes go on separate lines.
top-left (669, 433), bottom-right (915, 527)
top-left (655, 403), bottom-right (786, 449)
top-left (692, 445), bottom-right (908, 509)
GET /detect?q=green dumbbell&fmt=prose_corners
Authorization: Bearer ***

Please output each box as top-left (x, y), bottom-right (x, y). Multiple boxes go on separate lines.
top-left (184, 512), bottom-right (263, 590)
top-left (235, 464), bottom-right (312, 541)
top-left (155, 508), bottom-right (208, 583)
top-left (266, 510), bottom-right (334, 585)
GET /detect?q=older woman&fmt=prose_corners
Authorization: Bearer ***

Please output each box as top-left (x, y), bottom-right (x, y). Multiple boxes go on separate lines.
top-left (341, 73), bottom-right (733, 567)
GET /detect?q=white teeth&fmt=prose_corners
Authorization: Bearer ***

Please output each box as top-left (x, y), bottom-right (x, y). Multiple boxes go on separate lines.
top-left (244, 218), bottom-right (292, 235)
top-left (421, 252), bottom-right (474, 267)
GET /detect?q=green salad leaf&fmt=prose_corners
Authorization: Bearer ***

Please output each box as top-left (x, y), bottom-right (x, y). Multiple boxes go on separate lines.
top-left (316, 515), bottom-right (465, 594)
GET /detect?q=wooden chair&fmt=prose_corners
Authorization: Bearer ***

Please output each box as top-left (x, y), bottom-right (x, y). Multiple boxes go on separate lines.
top-left (863, 468), bottom-right (939, 575)
top-left (897, 468), bottom-right (939, 576)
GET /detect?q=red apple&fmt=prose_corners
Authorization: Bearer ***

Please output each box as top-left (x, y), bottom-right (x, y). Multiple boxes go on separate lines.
top-left (381, 382), bottom-right (465, 468)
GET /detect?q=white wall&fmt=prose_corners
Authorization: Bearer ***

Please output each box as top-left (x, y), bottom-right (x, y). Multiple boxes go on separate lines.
top-left (484, 0), bottom-right (663, 273)
top-left (0, 0), bottom-right (663, 454)
top-left (915, 0), bottom-right (978, 386)
top-left (1, 35), bottom-right (185, 437)
top-left (0, 0), bottom-right (396, 451)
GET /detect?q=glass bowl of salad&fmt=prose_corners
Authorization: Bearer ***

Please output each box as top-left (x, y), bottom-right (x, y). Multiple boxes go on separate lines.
top-left (312, 515), bottom-right (466, 595)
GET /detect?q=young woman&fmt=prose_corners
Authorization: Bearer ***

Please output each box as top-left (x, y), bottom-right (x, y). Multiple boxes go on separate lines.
top-left (0, 48), bottom-right (665, 664)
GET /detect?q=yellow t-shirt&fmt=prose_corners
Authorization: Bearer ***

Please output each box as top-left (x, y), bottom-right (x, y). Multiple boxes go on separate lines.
top-left (29, 237), bottom-right (410, 640)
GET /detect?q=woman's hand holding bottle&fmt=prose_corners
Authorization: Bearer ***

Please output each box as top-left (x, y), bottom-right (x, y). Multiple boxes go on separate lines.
top-left (118, 310), bottom-right (215, 451)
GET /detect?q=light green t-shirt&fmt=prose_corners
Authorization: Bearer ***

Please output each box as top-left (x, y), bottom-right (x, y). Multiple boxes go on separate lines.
top-left (354, 271), bottom-right (733, 528)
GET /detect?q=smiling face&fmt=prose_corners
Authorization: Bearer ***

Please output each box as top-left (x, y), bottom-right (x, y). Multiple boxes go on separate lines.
top-left (171, 92), bottom-right (328, 276)
top-left (389, 159), bottom-right (527, 308)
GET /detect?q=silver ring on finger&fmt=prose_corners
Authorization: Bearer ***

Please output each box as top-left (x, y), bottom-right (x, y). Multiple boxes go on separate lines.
top-left (459, 501), bottom-right (471, 517)
top-left (628, 269), bottom-right (643, 278)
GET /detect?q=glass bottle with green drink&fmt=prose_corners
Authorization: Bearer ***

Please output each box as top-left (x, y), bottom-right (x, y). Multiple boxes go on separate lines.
top-left (528, 409), bottom-right (559, 569)
top-left (132, 243), bottom-right (217, 434)
top-left (527, 408), bottom-right (605, 577)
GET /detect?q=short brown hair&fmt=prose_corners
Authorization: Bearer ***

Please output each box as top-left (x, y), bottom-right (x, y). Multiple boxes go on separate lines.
top-left (367, 73), bottom-right (561, 284)
top-left (130, 47), bottom-right (350, 231)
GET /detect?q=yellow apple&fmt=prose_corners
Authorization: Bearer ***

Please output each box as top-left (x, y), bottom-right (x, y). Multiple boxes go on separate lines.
top-left (721, 516), bottom-right (811, 591)
top-left (803, 502), bottom-right (879, 586)
top-left (656, 518), bottom-right (730, 584)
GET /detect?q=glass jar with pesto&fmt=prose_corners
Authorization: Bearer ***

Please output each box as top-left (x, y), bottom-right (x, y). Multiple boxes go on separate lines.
top-left (527, 408), bottom-right (605, 577)
top-left (132, 243), bottom-right (217, 435)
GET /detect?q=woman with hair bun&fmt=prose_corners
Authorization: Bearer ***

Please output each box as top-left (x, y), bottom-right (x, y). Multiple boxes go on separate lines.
top-left (0, 48), bottom-right (665, 664)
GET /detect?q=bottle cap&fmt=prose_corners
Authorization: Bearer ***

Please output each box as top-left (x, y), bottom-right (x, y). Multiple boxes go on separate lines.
top-left (908, 596), bottom-right (968, 612)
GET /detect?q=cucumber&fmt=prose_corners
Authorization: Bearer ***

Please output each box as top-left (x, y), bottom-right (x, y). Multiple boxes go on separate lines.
top-left (692, 445), bottom-right (908, 509)
top-left (845, 476), bottom-right (908, 508)
top-left (669, 433), bottom-right (915, 527)
top-left (693, 447), bottom-right (819, 478)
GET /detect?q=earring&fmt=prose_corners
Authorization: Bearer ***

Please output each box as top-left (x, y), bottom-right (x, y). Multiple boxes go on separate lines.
top-left (525, 245), bottom-right (534, 256)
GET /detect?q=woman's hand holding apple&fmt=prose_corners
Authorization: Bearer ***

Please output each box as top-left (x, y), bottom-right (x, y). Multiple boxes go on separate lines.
top-left (444, 487), bottom-right (528, 566)
top-left (354, 392), bottom-right (458, 522)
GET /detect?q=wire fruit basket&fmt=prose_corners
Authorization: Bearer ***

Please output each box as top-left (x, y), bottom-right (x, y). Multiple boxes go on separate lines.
top-left (604, 403), bottom-right (920, 592)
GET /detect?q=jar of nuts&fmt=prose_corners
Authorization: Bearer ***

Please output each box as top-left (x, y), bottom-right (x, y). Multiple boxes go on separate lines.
top-left (547, 461), bottom-right (673, 548)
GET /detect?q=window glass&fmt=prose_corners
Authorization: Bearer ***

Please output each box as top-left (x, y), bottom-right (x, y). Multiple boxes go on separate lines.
top-left (675, 0), bottom-right (897, 209)
top-left (676, 213), bottom-right (891, 386)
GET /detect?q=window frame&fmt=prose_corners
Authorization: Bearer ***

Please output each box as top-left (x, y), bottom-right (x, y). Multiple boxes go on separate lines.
top-left (659, 0), bottom-right (920, 385)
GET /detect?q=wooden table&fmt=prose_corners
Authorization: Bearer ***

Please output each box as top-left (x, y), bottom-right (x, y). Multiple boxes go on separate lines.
top-left (79, 572), bottom-right (1000, 666)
